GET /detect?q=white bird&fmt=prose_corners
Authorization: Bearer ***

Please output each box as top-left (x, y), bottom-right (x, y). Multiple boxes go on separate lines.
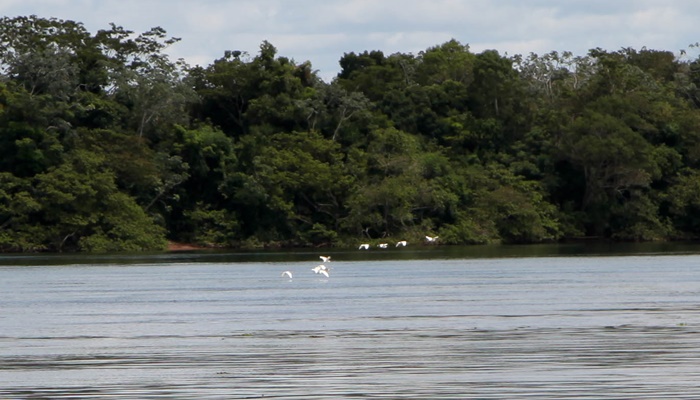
top-left (425, 235), bottom-right (439, 242)
top-left (312, 264), bottom-right (328, 274)
top-left (378, 243), bottom-right (388, 248)
top-left (312, 264), bottom-right (330, 277)
top-left (359, 243), bottom-right (370, 250)
top-left (281, 271), bottom-right (293, 279)
top-left (396, 240), bottom-right (407, 247)
top-left (319, 255), bottom-right (331, 263)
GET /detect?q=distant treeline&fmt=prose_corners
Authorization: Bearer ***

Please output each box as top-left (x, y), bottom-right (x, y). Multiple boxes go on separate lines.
top-left (2, 15), bottom-right (700, 252)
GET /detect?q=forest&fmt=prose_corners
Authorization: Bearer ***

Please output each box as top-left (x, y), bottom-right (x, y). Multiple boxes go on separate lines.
top-left (2, 15), bottom-right (700, 252)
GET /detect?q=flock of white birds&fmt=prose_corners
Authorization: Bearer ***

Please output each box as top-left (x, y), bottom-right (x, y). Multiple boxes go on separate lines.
top-left (280, 236), bottom-right (439, 280)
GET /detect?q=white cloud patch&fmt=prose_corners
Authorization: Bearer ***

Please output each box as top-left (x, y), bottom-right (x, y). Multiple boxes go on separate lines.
top-left (1, 0), bottom-right (698, 80)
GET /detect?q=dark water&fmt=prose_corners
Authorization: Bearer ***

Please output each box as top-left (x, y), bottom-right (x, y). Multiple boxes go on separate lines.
top-left (2, 245), bottom-right (700, 398)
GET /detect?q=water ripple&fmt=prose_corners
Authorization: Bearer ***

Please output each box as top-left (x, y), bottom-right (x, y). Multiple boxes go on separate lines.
top-left (2, 326), bottom-right (700, 398)
top-left (3, 255), bottom-right (700, 398)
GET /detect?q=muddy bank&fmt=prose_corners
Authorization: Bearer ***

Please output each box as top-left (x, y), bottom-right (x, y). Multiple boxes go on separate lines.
top-left (167, 242), bottom-right (206, 251)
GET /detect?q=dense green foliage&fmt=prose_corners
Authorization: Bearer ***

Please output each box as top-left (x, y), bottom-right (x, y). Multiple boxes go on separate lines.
top-left (2, 16), bottom-right (700, 252)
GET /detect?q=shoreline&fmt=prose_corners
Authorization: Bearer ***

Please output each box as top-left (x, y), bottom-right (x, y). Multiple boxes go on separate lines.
top-left (167, 242), bottom-right (206, 251)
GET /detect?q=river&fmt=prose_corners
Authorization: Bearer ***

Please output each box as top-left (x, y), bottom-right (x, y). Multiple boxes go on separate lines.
top-left (2, 243), bottom-right (700, 398)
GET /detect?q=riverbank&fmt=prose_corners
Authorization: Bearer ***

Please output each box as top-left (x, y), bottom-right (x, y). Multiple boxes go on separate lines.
top-left (167, 242), bottom-right (206, 251)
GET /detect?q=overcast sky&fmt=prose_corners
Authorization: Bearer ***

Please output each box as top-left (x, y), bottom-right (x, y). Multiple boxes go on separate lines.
top-left (2, 0), bottom-right (699, 81)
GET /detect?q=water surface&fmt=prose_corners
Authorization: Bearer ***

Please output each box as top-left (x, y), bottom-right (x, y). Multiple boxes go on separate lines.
top-left (2, 246), bottom-right (700, 398)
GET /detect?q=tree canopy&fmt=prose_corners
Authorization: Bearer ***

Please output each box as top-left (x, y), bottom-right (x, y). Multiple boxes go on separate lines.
top-left (2, 15), bottom-right (700, 252)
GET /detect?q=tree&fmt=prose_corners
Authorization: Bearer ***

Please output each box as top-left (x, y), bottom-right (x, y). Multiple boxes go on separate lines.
top-left (558, 106), bottom-right (654, 236)
top-left (0, 172), bottom-right (40, 251)
top-left (414, 39), bottom-right (475, 86)
top-left (192, 41), bottom-right (321, 138)
top-left (228, 130), bottom-right (353, 246)
top-left (13, 149), bottom-right (166, 251)
top-left (337, 50), bottom-right (413, 101)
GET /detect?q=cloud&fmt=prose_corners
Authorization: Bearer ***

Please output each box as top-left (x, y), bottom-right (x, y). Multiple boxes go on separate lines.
top-left (1, 0), bottom-right (698, 82)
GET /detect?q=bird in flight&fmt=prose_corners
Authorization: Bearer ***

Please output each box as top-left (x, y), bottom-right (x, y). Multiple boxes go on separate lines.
top-left (319, 255), bottom-right (331, 263)
top-left (378, 243), bottom-right (388, 248)
top-left (425, 235), bottom-right (439, 242)
top-left (281, 271), bottom-right (293, 279)
top-left (396, 240), bottom-right (407, 247)
top-left (312, 264), bottom-right (328, 273)
top-left (312, 264), bottom-right (330, 277)
top-left (359, 243), bottom-right (370, 250)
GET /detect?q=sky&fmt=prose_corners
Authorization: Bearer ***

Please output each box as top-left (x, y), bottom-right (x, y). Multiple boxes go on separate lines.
top-left (2, 0), bottom-right (699, 81)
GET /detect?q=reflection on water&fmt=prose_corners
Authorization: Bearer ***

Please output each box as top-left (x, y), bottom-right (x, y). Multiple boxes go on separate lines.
top-left (2, 248), bottom-right (700, 398)
top-left (3, 240), bottom-right (700, 266)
